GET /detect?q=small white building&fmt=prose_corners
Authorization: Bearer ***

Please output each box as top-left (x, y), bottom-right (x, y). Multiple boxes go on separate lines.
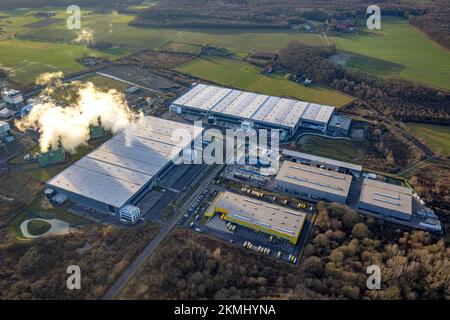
top-left (0, 107), bottom-right (14, 119)
top-left (119, 205), bottom-right (141, 224)
top-left (0, 120), bottom-right (14, 143)
top-left (2, 89), bottom-right (25, 111)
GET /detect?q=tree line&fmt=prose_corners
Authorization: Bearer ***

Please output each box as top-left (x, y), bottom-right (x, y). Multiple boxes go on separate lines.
top-left (0, 0), bottom-right (140, 10)
top-left (279, 42), bottom-right (450, 125)
top-left (118, 204), bottom-right (450, 300)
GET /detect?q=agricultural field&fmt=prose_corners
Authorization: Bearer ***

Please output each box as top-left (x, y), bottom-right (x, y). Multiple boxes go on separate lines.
top-left (0, 7), bottom-right (71, 40)
top-left (296, 135), bottom-right (366, 164)
top-left (172, 28), bottom-right (326, 52)
top-left (406, 123), bottom-right (450, 157)
top-left (18, 11), bottom-right (326, 53)
top-left (330, 17), bottom-right (450, 90)
top-left (3, 10), bottom-right (449, 91)
top-left (175, 57), bottom-right (354, 107)
top-left (0, 39), bottom-right (117, 84)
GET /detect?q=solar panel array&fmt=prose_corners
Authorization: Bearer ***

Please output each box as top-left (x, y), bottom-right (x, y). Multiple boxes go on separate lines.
top-left (172, 84), bottom-right (335, 129)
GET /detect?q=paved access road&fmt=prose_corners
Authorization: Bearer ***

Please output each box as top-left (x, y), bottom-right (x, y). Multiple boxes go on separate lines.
top-left (102, 164), bottom-right (224, 300)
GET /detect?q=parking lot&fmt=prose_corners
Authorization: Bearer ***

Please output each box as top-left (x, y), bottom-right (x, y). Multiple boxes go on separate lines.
top-left (179, 182), bottom-right (316, 265)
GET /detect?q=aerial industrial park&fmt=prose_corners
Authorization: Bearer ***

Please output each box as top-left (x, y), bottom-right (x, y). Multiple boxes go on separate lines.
top-left (0, 79), bottom-right (441, 270)
top-left (0, 0), bottom-right (449, 305)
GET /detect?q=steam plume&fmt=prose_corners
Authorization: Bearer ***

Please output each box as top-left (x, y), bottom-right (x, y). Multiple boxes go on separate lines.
top-left (16, 72), bottom-right (143, 153)
top-left (74, 28), bottom-right (94, 44)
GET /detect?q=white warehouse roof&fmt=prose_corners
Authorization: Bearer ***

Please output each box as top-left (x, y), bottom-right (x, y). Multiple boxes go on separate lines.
top-left (206, 191), bottom-right (306, 239)
top-left (47, 117), bottom-right (203, 209)
top-left (359, 179), bottom-right (412, 216)
top-left (172, 84), bottom-right (335, 129)
top-left (275, 161), bottom-right (353, 198)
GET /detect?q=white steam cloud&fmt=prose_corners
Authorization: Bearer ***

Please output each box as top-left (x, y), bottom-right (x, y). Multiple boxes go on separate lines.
top-left (16, 72), bottom-right (143, 153)
top-left (74, 28), bottom-right (94, 44)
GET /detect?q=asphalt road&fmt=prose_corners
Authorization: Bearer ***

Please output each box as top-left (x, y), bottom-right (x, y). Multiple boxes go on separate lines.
top-left (101, 164), bottom-right (224, 300)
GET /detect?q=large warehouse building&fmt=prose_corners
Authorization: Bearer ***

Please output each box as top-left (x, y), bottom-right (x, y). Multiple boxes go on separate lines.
top-left (274, 161), bottom-right (353, 204)
top-left (170, 84), bottom-right (335, 138)
top-left (47, 117), bottom-right (203, 215)
top-left (358, 179), bottom-right (412, 221)
top-left (205, 191), bottom-right (307, 244)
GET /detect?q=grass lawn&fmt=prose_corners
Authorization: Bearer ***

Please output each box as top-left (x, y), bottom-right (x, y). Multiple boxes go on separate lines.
top-left (0, 170), bottom-right (43, 204)
top-left (0, 7), bottom-right (73, 39)
top-left (162, 41), bottom-right (201, 53)
top-left (27, 219), bottom-right (51, 236)
top-left (176, 57), bottom-right (354, 107)
top-left (330, 16), bottom-right (450, 90)
top-left (10, 212), bottom-right (28, 239)
top-left (9, 133), bottom-right (112, 182)
top-left (406, 123), bottom-right (450, 157)
top-left (297, 135), bottom-right (365, 164)
top-left (0, 39), bottom-right (118, 84)
top-left (83, 74), bottom-right (130, 91)
top-left (330, 51), bottom-right (405, 78)
top-left (172, 28), bottom-right (326, 52)
top-left (400, 158), bottom-right (450, 179)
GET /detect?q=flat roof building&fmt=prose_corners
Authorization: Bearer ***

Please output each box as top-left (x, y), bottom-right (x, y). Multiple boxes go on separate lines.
top-left (171, 84), bottom-right (336, 136)
top-left (281, 149), bottom-right (362, 176)
top-left (327, 114), bottom-right (352, 136)
top-left (358, 179), bottom-right (412, 221)
top-left (47, 117), bottom-right (203, 215)
top-left (205, 191), bottom-right (307, 244)
top-left (1, 88), bottom-right (25, 111)
top-left (274, 161), bottom-right (352, 204)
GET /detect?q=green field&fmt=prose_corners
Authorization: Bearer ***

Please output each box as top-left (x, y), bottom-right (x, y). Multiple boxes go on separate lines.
top-left (18, 11), bottom-right (326, 53)
top-left (3, 10), bottom-right (450, 91)
top-left (176, 57), bottom-right (354, 107)
top-left (330, 17), bottom-right (450, 90)
top-left (9, 133), bottom-right (112, 182)
top-left (406, 123), bottom-right (450, 157)
top-left (0, 7), bottom-right (72, 39)
top-left (84, 74), bottom-right (130, 91)
top-left (172, 29), bottom-right (326, 52)
top-left (297, 135), bottom-right (366, 164)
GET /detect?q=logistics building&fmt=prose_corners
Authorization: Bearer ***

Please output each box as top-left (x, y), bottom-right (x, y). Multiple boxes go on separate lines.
top-left (274, 161), bottom-right (352, 204)
top-left (170, 84), bottom-right (335, 138)
top-left (358, 178), bottom-right (413, 221)
top-left (327, 114), bottom-right (352, 136)
top-left (47, 117), bottom-right (203, 215)
top-left (205, 191), bottom-right (307, 244)
top-left (281, 149), bottom-right (362, 176)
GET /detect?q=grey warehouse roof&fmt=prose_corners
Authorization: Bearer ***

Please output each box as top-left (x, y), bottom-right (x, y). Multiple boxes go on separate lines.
top-left (47, 117), bottom-right (203, 209)
top-left (359, 179), bottom-right (412, 215)
top-left (329, 114), bottom-right (352, 130)
top-left (172, 84), bottom-right (335, 129)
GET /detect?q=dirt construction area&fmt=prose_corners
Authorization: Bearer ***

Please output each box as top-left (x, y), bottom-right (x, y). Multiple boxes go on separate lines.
top-left (97, 65), bottom-right (179, 91)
